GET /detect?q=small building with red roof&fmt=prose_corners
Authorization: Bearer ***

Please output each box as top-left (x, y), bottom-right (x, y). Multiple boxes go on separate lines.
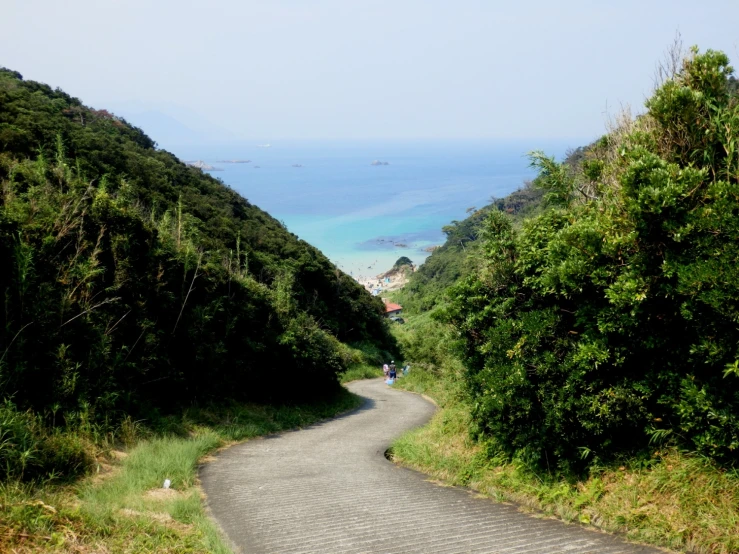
top-left (383, 302), bottom-right (403, 317)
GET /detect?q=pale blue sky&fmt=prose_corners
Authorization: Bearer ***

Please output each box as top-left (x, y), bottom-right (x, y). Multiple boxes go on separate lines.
top-left (3, 1), bottom-right (738, 142)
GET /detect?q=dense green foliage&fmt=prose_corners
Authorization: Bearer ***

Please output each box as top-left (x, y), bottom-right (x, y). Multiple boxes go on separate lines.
top-left (0, 67), bottom-right (392, 480)
top-left (444, 48), bottom-right (739, 470)
top-left (391, 338), bottom-right (739, 554)
top-left (0, 400), bottom-right (93, 482)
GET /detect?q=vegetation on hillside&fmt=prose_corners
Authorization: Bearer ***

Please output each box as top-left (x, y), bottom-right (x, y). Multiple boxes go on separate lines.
top-left (393, 256), bottom-right (414, 269)
top-left (1, 391), bottom-right (360, 553)
top-left (445, 47), bottom-right (739, 470)
top-left (0, 67), bottom-right (392, 482)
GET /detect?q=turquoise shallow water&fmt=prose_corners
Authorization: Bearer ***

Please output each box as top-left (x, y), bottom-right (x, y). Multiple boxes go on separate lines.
top-left (178, 139), bottom-right (572, 278)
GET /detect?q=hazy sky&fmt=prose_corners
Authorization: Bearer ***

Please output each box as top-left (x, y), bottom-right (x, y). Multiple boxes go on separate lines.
top-left (3, 1), bottom-right (738, 141)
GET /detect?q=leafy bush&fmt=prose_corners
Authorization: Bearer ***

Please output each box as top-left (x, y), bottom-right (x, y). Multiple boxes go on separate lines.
top-left (445, 48), bottom-right (739, 470)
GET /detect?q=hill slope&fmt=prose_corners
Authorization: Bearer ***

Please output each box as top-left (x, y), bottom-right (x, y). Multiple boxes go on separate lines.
top-left (0, 67), bottom-right (392, 428)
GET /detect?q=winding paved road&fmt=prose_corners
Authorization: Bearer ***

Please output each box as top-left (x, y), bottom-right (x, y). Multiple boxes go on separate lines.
top-left (201, 379), bottom-right (663, 554)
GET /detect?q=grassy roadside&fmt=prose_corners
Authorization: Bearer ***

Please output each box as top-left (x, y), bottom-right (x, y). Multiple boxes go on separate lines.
top-left (0, 389), bottom-right (361, 553)
top-left (338, 339), bottom-right (391, 384)
top-left (340, 364), bottom-right (383, 383)
top-left (390, 357), bottom-right (739, 554)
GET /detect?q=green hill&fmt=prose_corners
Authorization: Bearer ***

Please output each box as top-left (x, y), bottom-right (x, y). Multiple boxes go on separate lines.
top-left (0, 67), bottom-right (392, 446)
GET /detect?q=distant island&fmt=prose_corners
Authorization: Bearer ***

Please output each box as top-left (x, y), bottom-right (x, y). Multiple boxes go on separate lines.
top-left (292, 164), bottom-right (303, 168)
top-left (370, 160), bottom-right (390, 166)
top-left (217, 159), bottom-right (251, 163)
top-left (371, 238), bottom-right (413, 249)
top-left (186, 160), bottom-right (222, 171)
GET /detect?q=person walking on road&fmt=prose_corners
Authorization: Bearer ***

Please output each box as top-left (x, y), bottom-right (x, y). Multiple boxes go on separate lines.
top-left (388, 361), bottom-right (397, 381)
top-left (383, 363), bottom-right (389, 379)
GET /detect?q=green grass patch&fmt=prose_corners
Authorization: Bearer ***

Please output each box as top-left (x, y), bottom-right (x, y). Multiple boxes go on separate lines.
top-left (340, 364), bottom-right (383, 383)
top-left (338, 339), bottom-right (395, 384)
top-left (0, 389), bottom-right (361, 553)
top-left (392, 364), bottom-right (739, 554)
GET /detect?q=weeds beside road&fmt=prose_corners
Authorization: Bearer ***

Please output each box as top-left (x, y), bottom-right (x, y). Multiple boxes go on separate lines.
top-left (0, 390), bottom-right (360, 553)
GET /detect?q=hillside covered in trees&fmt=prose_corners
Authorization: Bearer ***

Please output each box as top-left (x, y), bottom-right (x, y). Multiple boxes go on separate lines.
top-left (402, 48), bottom-right (739, 470)
top-left (0, 67), bottom-right (393, 480)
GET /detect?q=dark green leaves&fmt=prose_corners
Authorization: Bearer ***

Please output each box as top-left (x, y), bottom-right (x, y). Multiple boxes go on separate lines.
top-left (445, 48), bottom-right (739, 470)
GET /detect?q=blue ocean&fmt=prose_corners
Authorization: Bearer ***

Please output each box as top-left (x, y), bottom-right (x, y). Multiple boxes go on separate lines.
top-left (174, 140), bottom-right (572, 280)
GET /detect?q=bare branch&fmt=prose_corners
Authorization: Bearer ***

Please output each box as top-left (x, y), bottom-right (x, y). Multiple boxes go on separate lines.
top-left (172, 252), bottom-right (203, 335)
top-left (0, 321), bottom-right (34, 365)
top-left (105, 310), bottom-right (131, 336)
top-left (654, 31), bottom-right (685, 90)
top-left (60, 298), bottom-right (120, 328)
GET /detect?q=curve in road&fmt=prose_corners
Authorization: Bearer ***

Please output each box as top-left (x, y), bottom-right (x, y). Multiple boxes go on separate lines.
top-left (201, 378), bottom-right (664, 554)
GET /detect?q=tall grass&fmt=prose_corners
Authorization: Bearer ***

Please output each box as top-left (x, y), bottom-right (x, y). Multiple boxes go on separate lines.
top-left (0, 400), bottom-right (95, 483)
top-left (340, 365), bottom-right (383, 383)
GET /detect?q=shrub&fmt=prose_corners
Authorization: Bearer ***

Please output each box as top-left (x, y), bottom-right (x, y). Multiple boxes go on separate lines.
top-left (445, 48), bottom-right (739, 470)
top-left (0, 400), bottom-right (93, 482)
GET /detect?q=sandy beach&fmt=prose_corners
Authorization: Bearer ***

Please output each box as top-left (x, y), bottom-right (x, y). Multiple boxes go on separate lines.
top-left (355, 262), bottom-right (414, 295)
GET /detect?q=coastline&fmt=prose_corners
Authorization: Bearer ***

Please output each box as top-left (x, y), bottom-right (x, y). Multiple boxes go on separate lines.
top-left (332, 250), bottom-right (418, 283)
top-left (354, 260), bottom-right (416, 295)
top-left (191, 140), bottom-right (545, 285)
